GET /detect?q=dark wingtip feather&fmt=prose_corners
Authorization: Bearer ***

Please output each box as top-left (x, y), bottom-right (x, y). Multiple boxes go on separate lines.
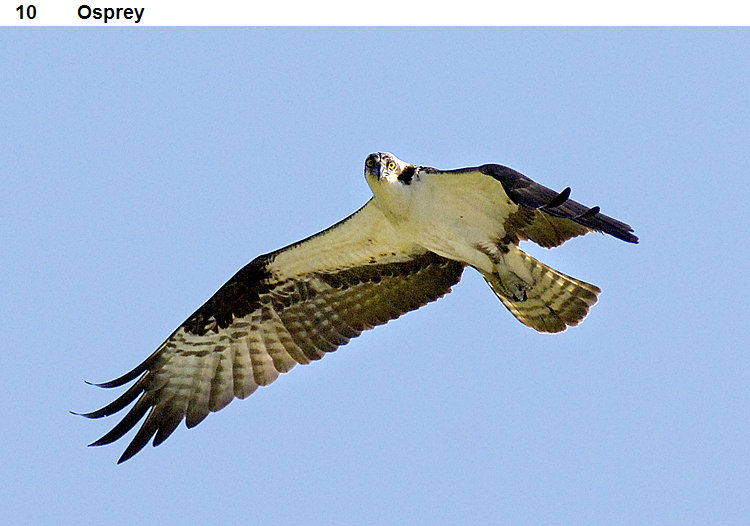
top-left (117, 438), bottom-right (151, 464)
top-left (152, 409), bottom-right (184, 447)
top-left (87, 395), bottom-right (153, 447)
top-left (587, 210), bottom-right (638, 244)
top-left (117, 452), bottom-right (133, 464)
top-left (117, 436), bottom-right (151, 464)
top-left (576, 206), bottom-right (600, 220)
top-left (75, 382), bottom-right (144, 419)
top-left (115, 410), bottom-right (163, 463)
top-left (86, 348), bottom-right (164, 388)
top-left (545, 187), bottom-right (571, 208)
top-left (545, 193), bottom-right (638, 244)
top-left (88, 362), bottom-right (151, 388)
top-left (595, 219), bottom-right (638, 244)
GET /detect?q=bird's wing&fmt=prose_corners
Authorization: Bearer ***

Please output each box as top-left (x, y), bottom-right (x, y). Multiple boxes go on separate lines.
top-left (429, 164), bottom-right (638, 247)
top-left (80, 199), bottom-right (465, 462)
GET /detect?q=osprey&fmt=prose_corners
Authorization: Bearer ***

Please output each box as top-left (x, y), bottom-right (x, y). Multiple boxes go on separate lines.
top-left (81, 152), bottom-right (638, 462)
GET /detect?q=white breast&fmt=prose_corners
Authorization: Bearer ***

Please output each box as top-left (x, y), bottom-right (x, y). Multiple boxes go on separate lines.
top-left (372, 170), bottom-right (518, 273)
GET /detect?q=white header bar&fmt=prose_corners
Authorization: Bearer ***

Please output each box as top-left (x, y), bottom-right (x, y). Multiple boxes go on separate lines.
top-left (2, 1), bottom-right (748, 26)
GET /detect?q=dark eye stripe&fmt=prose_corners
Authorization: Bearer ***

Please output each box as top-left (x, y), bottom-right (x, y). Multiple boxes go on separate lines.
top-left (398, 166), bottom-right (415, 185)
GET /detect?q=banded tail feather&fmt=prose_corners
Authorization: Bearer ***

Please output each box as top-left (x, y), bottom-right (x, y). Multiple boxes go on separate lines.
top-left (483, 249), bottom-right (601, 333)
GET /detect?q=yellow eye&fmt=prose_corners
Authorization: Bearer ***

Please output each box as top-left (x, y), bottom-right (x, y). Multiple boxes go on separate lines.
top-left (387, 161), bottom-right (396, 170)
top-left (366, 158), bottom-right (375, 168)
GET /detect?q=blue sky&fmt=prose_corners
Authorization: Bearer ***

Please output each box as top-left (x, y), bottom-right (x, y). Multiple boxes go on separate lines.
top-left (2, 28), bottom-right (749, 525)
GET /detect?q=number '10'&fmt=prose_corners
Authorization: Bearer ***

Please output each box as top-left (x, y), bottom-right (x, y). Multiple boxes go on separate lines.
top-left (16, 4), bottom-right (36, 19)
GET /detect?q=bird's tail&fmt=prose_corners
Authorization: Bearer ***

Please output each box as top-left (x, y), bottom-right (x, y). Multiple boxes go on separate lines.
top-left (482, 249), bottom-right (601, 333)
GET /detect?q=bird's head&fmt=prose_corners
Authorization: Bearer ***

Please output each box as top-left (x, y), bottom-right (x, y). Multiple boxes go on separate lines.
top-left (364, 152), bottom-right (417, 186)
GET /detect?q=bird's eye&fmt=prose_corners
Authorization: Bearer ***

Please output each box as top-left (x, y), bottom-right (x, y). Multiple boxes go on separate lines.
top-left (387, 161), bottom-right (396, 170)
top-left (366, 158), bottom-right (375, 168)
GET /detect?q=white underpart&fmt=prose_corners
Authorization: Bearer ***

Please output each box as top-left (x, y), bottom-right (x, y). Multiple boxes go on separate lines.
top-left (367, 153), bottom-right (520, 275)
top-left (268, 198), bottom-right (422, 279)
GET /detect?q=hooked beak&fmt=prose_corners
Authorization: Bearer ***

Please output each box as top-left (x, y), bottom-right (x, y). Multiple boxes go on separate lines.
top-left (365, 154), bottom-right (381, 180)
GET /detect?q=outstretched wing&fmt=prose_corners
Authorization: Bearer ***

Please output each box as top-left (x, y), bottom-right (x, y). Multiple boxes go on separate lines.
top-left (80, 200), bottom-right (465, 462)
top-left (429, 164), bottom-right (638, 247)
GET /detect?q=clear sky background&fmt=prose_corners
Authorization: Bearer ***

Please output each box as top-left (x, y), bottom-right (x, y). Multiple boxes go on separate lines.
top-left (1, 28), bottom-right (749, 525)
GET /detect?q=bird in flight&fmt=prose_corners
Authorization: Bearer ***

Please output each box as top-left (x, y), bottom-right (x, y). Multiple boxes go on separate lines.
top-left (80, 152), bottom-right (638, 462)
